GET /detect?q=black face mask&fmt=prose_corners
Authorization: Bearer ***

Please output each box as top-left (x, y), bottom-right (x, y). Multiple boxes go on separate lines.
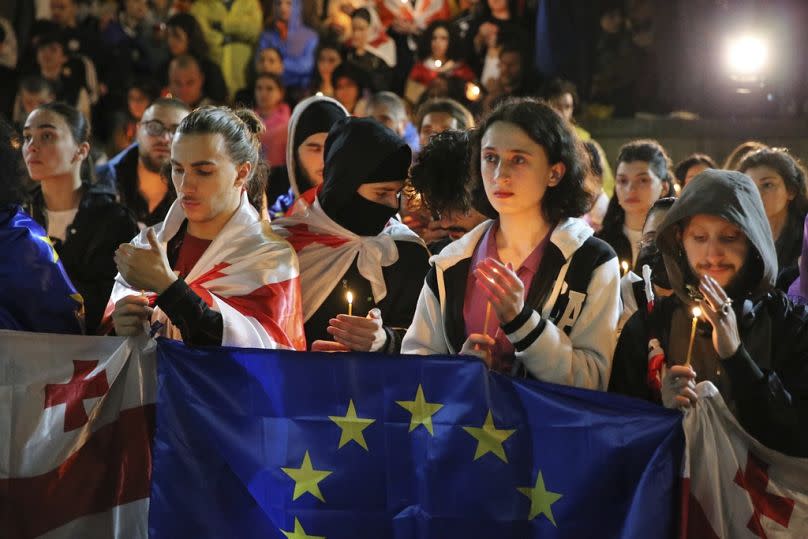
top-left (636, 243), bottom-right (671, 291)
top-left (325, 191), bottom-right (399, 236)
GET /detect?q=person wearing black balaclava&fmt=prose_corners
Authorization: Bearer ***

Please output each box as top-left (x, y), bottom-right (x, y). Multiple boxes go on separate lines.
top-left (273, 116), bottom-right (431, 353)
top-left (617, 197), bottom-right (675, 333)
top-left (268, 95), bottom-right (348, 216)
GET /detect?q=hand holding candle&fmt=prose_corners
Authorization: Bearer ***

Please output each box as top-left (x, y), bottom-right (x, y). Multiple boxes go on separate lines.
top-left (684, 306), bottom-right (701, 368)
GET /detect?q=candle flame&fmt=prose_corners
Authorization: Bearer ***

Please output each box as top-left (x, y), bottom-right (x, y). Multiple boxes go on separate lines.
top-left (692, 306), bottom-right (702, 318)
top-left (621, 260), bottom-right (629, 274)
top-left (346, 291), bottom-right (353, 304)
top-left (434, 59), bottom-right (442, 68)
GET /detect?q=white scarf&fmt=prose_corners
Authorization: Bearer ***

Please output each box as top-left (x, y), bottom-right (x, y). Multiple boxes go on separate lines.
top-left (272, 197), bottom-right (425, 321)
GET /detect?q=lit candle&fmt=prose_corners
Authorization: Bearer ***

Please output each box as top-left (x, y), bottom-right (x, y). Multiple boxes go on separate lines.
top-left (434, 59), bottom-right (443, 68)
top-left (346, 291), bottom-right (353, 317)
top-left (684, 306), bottom-right (701, 368)
top-left (621, 260), bottom-right (629, 276)
top-left (465, 82), bottom-right (481, 101)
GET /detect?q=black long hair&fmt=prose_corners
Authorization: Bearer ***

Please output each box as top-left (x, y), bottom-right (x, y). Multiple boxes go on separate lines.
top-left (166, 13), bottom-right (210, 60)
top-left (601, 139), bottom-right (674, 233)
top-left (417, 20), bottom-right (463, 62)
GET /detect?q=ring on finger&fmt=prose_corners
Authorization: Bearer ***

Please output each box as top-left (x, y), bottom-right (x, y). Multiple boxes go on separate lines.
top-left (719, 298), bottom-right (733, 318)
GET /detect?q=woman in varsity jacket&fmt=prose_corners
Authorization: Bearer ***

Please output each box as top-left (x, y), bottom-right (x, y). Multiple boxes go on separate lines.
top-left (402, 98), bottom-right (621, 390)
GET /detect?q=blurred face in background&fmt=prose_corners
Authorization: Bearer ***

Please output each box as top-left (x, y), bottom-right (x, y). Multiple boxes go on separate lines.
top-left (166, 26), bottom-right (189, 56)
top-left (548, 92), bottom-right (574, 122)
top-left (366, 103), bottom-right (406, 137)
top-left (127, 88), bottom-right (152, 120)
top-left (499, 50), bottom-right (523, 88)
top-left (745, 165), bottom-right (795, 224)
top-left (50, 0), bottom-right (77, 27)
top-left (419, 112), bottom-right (457, 147)
top-left (431, 26), bottom-right (450, 60)
top-left (257, 47), bottom-right (284, 76)
top-left (317, 47), bottom-right (341, 79)
top-left (169, 62), bottom-right (204, 106)
top-left (22, 88), bottom-right (55, 115)
top-left (254, 76), bottom-right (285, 111)
top-left (36, 42), bottom-right (67, 76)
top-left (351, 17), bottom-right (369, 49)
top-left (335, 76), bottom-right (360, 112)
top-left (276, 0), bottom-right (293, 22)
top-left (125, 0), bottom-right (149, 22)
top-left (137, 104), bottom-right (189, 172)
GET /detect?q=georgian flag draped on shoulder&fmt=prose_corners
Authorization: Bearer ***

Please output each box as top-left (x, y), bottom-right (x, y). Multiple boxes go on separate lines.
top-left (0, 331), bottom-right (155, 539)
top-left (272, 197), bottom-right (426, 321)
top-left (681, 382), bottom-right (808, 538)
top-left (376, 0), bottom-right (451, 30)
top-left (107, 192), bottom-right (306, 350)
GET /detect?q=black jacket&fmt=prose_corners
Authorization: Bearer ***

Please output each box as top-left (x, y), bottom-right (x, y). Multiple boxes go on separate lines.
top-left (304, 240), bottom-right (430, 353)
top-left (95, 144), bottom-right (175, 228)
top-left (26, 181), bottom-right (139, 334)
top-left (610, 170), bottom-right (808, 457)
top-left (596, 221), bottom-right (633, 267)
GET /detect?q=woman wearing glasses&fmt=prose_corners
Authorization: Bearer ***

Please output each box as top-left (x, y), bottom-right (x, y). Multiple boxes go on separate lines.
top-left (96, 98), bottom-right (191, 228)
top-left (22, 102), bottom-right (139, 334)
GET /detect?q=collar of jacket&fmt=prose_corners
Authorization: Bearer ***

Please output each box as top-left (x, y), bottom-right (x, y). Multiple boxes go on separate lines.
top-left (430, 217), bottom-right (594, 271)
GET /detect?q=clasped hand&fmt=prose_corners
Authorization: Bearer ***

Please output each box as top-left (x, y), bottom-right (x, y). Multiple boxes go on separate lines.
top-left (114, 229), bottom-right (177, 295)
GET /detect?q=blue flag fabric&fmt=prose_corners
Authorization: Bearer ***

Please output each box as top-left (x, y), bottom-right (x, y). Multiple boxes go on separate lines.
top-left (0, 206), bottom-right (83, 334)
top-left (150, 340), bottom-right (684, 539)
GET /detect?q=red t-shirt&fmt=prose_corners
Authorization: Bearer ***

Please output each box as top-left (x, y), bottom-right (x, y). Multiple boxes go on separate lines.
top-left (462, 222), bottom-right (553, 373)
top-left (174, 232), bottom-right (212, 279)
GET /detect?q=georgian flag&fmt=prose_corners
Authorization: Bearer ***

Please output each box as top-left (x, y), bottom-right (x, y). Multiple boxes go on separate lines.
top-left (106, 192), bottom-right (306, 350)
top-left (0, 331), bottom-right (155, 539)
top-left (681, 382), bottom-right (808, 538)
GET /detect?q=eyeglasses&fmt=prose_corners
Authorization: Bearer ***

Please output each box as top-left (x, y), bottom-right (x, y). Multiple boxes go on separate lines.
top-left (140, 120), bottom-right (178, 137)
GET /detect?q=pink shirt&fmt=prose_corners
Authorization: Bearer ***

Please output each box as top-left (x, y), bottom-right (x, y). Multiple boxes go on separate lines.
top-left (462, 222), bottom-right (553, 373)
top-left (257, 103), bottom-right (291, 167)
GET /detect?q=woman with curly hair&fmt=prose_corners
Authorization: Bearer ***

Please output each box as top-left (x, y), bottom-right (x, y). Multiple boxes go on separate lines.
top-left (739, 147), bottom-right (808, 290)
top-left (403, 98), bottom-right (620, 388)
top-left (406, 129), bottom-right (487, 253)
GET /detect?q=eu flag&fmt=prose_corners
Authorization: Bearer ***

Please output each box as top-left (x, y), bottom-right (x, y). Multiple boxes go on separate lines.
top-left (0, 206), bottom-right (83, 334)
top-left (150, 340), bottom-right (684, 538)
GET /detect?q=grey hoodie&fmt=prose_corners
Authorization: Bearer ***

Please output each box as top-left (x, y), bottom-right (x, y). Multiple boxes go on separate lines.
top-left (656, 169), bottom-right (777, 304)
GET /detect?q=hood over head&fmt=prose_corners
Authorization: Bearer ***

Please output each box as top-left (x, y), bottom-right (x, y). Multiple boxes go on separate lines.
top-left (286, 95), bottom-right (348, 197)
top-left (655, 168), bottom-right (777, 303)
top-left (319, 117), bottom-right (411, 214)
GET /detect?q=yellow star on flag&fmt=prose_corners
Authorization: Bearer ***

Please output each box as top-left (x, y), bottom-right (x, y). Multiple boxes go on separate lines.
top-left (518, 471), bottom-right (563, 526)
top-left (395, 384), bottom-right (444, 435)
top-left (329, 399), bottom-right (375, 451)
top-left (281, 451), bottom-right (333, 502)
top-left (281, 518), bottom-right (325, 539)
top-left (462, 410), bottom-right (515, 462)
top-left (35, 234), bottom-right (59, 262)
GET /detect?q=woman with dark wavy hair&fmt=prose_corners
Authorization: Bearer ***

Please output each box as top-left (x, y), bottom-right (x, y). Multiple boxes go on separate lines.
top-left (739, 147), bottom-right (808, 289)
top-left (404, 20), bottom-right (475, 104)
top-left (403, 98), bottom-right (621, 389)
top-left (597, 139), bottom-right (675, 269)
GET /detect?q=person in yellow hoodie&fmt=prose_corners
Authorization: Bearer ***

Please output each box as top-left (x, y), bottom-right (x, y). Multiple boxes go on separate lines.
top-left (191, 0), bottom-right (263, 100)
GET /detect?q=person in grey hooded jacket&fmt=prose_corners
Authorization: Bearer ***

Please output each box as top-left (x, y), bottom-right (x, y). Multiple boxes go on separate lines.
top-left (610, 169), bottom-right (808, 458)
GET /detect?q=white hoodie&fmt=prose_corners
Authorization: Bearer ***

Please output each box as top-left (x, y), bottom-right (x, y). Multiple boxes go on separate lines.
top-left (402, 218), bottom-right (620, 390)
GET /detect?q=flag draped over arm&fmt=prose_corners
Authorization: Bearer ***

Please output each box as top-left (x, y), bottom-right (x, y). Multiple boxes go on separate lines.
top-left (150, 341), bottom-right (685, 538)
top-left (106, 192), bottom-right (306, 349)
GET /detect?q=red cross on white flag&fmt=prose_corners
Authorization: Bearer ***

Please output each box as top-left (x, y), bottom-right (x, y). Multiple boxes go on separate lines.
top-left (681, 382), bottom-right (808, 539)
top-left (0, 330), bottom-right (155, 539)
